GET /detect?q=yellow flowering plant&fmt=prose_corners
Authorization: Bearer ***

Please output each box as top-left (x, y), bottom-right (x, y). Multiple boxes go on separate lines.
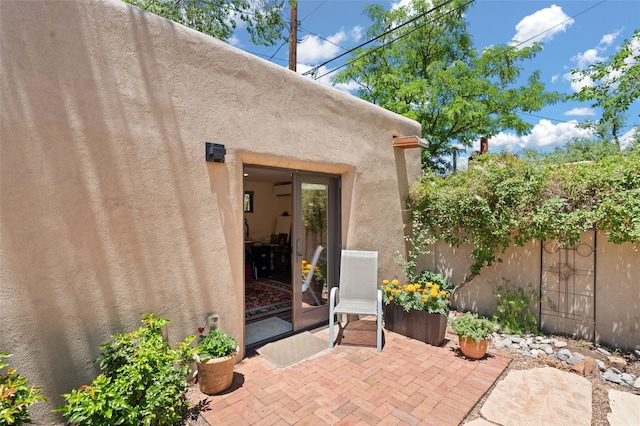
top-left (382, 279), bottom-right (450, 315)
top-left (301, 259), bottom-right (325, 283)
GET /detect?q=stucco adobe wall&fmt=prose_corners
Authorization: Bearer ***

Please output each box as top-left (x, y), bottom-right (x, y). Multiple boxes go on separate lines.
top-left (0, 0), bottom-right (421, 421)
top-left (421, 231), bottom-right (639, 351)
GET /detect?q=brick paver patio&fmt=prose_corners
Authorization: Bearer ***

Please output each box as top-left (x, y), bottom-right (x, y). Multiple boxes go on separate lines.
top-left (187, 317), bottom-right (511, 425)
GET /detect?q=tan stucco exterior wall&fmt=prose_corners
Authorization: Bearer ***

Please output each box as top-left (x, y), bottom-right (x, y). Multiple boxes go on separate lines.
top-left (595, 233), bottom-right (640, 350)
top-left (0, 0), bottom-right (421, 421)
top-left (421, 231), bottom-right (639, 351)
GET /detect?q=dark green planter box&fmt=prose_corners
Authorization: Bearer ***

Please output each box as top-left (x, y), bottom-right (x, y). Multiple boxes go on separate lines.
top-left (383, 304), bottom-right (447, 346)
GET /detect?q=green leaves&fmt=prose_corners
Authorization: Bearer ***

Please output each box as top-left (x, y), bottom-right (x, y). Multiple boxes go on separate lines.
top-left (332, 0), bottom-right (562, 173)
top-left (409, 153), bottom-right (640, 279)
top-left (123, 0), bottom-right (287, 47)
top-left (492, 281), bottom-right (539, 335)
top-left (195, 329), bottom-right (238, 362)
top-left (0, 353), bottom-right (46, 426)
top-left (570, 29), bottom-right (640, 145)
top-left (56, 313), bottom-right (194, 425)
top-left (451, 312), bottom-right (495, 341)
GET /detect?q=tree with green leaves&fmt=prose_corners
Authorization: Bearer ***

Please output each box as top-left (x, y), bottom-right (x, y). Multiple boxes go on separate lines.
top-left (123, 0), bottom-right (288, 46)
top-left (332, 0), bottom-right (562, 173)
top-left (570, 29), bottom-right (640, 146)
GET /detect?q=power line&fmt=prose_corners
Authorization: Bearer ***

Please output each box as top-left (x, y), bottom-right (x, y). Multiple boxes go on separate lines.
top-left (520, 112), bottom-right (571, 124)
top-left (312, 0), bottom-right (472, 80)
top-left (302, 0), bottom-right (458, 78)
top-left (299, 0), bottom-right (328, 22)
top-left (244, 49), bottom-right (288, 64)
top-left (298, 26), bottom-right (348, 51)
top-left (308, 0), bottom-right (608, 82)
top-left (510, 0), bottom-right (607, 49)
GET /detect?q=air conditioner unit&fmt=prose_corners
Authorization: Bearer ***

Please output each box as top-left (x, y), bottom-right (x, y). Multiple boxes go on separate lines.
top-left (273, 183), bottom-right (292, 196)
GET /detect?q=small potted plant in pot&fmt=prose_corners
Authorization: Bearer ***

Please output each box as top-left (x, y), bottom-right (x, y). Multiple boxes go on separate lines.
top-left (194, 327), bottom-right (238, 395)
top-left (450, 312), bottom-right (495, 359)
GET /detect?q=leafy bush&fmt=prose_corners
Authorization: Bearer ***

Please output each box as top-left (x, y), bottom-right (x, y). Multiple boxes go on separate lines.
top-left (493, 281), bottom-right (539, 335)
top-left (194, 328), bottom-right (237, 363)
top-left (0, 353), bottom-right (46, 425)
top-left (451, 312), bottom-right (495, 341)
top-left (408, 153), bottom-right (640, 278)
top-left (56, 313), bottom-right (195, 425)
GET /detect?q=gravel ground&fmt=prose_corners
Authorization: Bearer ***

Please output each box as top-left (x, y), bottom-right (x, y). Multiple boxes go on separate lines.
top-left (462, 332), bottom-right (640, 425)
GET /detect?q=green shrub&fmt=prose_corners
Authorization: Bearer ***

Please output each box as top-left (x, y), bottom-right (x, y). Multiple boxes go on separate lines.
top-left (194, 328), bottom-right (237, 363)
top-left (451, 312), bottom-right (495, 341)
top-left (56, 313), bottom-right (195, 426)
top-left (492, 281), bottom-right (539, 335)
top-left (0, 353), bottom-right (46, 425)
top-left (408, 153), bottom-right (640, 279)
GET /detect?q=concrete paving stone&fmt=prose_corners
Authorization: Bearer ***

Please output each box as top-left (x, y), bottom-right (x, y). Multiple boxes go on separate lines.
top-left (480, 367), bottom-right (592, 425)
top-left (607, 389), bottom-right (640, 426)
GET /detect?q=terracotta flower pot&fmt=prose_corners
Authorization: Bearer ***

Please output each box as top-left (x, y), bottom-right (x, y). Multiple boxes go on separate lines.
top-left (458, 337), bottom-right (489, 359)
top-left (196, 349), bottom-right (238, 395)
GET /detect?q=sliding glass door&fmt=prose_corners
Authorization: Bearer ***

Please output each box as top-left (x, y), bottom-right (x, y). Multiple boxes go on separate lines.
top-left (292, 173), bottom-right (340, 330)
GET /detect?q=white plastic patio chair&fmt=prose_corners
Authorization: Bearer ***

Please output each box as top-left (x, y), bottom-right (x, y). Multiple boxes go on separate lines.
top-left (328, 250), bottom-right (382, 352)
top-left (301, 245), bottom-right (324, 306)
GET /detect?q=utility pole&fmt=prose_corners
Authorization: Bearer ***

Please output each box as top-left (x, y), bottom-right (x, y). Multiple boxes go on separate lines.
top-left (288, 1), bottom-right (297, 71)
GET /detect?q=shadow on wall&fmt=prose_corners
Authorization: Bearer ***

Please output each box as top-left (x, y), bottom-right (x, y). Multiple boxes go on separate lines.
top-left (1, 2), bottom-right (230, 420)
top-left (595, 238), bottom-right (640, 351)
top-left (428, 239), bottom-right (541, 316)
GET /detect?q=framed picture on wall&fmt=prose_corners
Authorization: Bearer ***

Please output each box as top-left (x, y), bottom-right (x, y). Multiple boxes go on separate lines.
top-left (244, 191), bottom-right (254, 212)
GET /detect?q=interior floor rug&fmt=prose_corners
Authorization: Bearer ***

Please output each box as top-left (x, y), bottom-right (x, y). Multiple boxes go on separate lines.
top-left (257, 331), bottom-right (328, 368)
top-left (245, 279), bottom-right (292, 322)
top-left (245, 317), bottom-right (292, 346)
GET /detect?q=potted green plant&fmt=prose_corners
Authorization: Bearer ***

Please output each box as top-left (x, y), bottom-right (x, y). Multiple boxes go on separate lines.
top-left (450, 312), bottom-right (495, 359)
top-left (381, 277), bottom-right (450, 346)
top-left (194, 327), bottom-right (238, 395)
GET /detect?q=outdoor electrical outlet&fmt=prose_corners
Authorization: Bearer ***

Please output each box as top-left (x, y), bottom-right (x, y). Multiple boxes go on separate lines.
top-left (208, 314), bottom-right (219, 331)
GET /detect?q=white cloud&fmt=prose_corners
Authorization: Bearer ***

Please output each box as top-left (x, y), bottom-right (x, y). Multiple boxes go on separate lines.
top-left (228, 35), bottom-right (241, 47)
top-left (391, 0), bottom-right (413, 11)
top-left (569, 29), bottom-right (622, 71)
top-left (297, 31), bottom-right (347, 63)
top-left (564, 107), bottom-right (596, 117)
top-left (512, 5), bottom-right (573, 49)
top-left (565, 71), bottom-right (593, 92)
top-left (568, 30), bottom-right (637, 92)
top-left (620, 127), bottom-right (637, 150)
top-left (572, 48), bottom-right (605, 69)
top-left (599, 29), bottom-right (622, 48)
top-left (486, 120), bottom-right (593, 151)
top-left (350, 25), bottom-right (363, 42)
top-left (551, 75), bottom-right (559, 83)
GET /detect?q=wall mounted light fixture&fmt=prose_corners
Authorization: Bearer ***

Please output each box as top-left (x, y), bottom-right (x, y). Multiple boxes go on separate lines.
top-left (205, 142), bottom-right (226, 163)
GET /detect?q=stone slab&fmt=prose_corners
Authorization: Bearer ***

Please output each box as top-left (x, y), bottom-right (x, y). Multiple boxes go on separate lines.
top-left (464, 419), bottom-right (498, 426)
top-left (607, 389), bottom-right (640, 426)
top-left (480, 367), bottom-right (592, 425)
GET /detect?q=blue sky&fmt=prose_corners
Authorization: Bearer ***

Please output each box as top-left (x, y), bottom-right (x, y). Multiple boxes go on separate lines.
top-left (231, 0), bottom-right (639, 159)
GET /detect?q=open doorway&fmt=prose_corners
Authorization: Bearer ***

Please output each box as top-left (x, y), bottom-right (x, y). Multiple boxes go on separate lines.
top-left (243, 165), bottom-right (340, 348)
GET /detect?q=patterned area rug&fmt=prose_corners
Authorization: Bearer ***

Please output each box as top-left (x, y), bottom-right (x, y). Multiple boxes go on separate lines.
top-left (245, 279), bottom-right (292, 322)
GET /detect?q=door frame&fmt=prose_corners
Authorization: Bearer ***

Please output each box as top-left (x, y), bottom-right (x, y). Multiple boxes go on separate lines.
top-left (291, 172), bottom-right (341, 331)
